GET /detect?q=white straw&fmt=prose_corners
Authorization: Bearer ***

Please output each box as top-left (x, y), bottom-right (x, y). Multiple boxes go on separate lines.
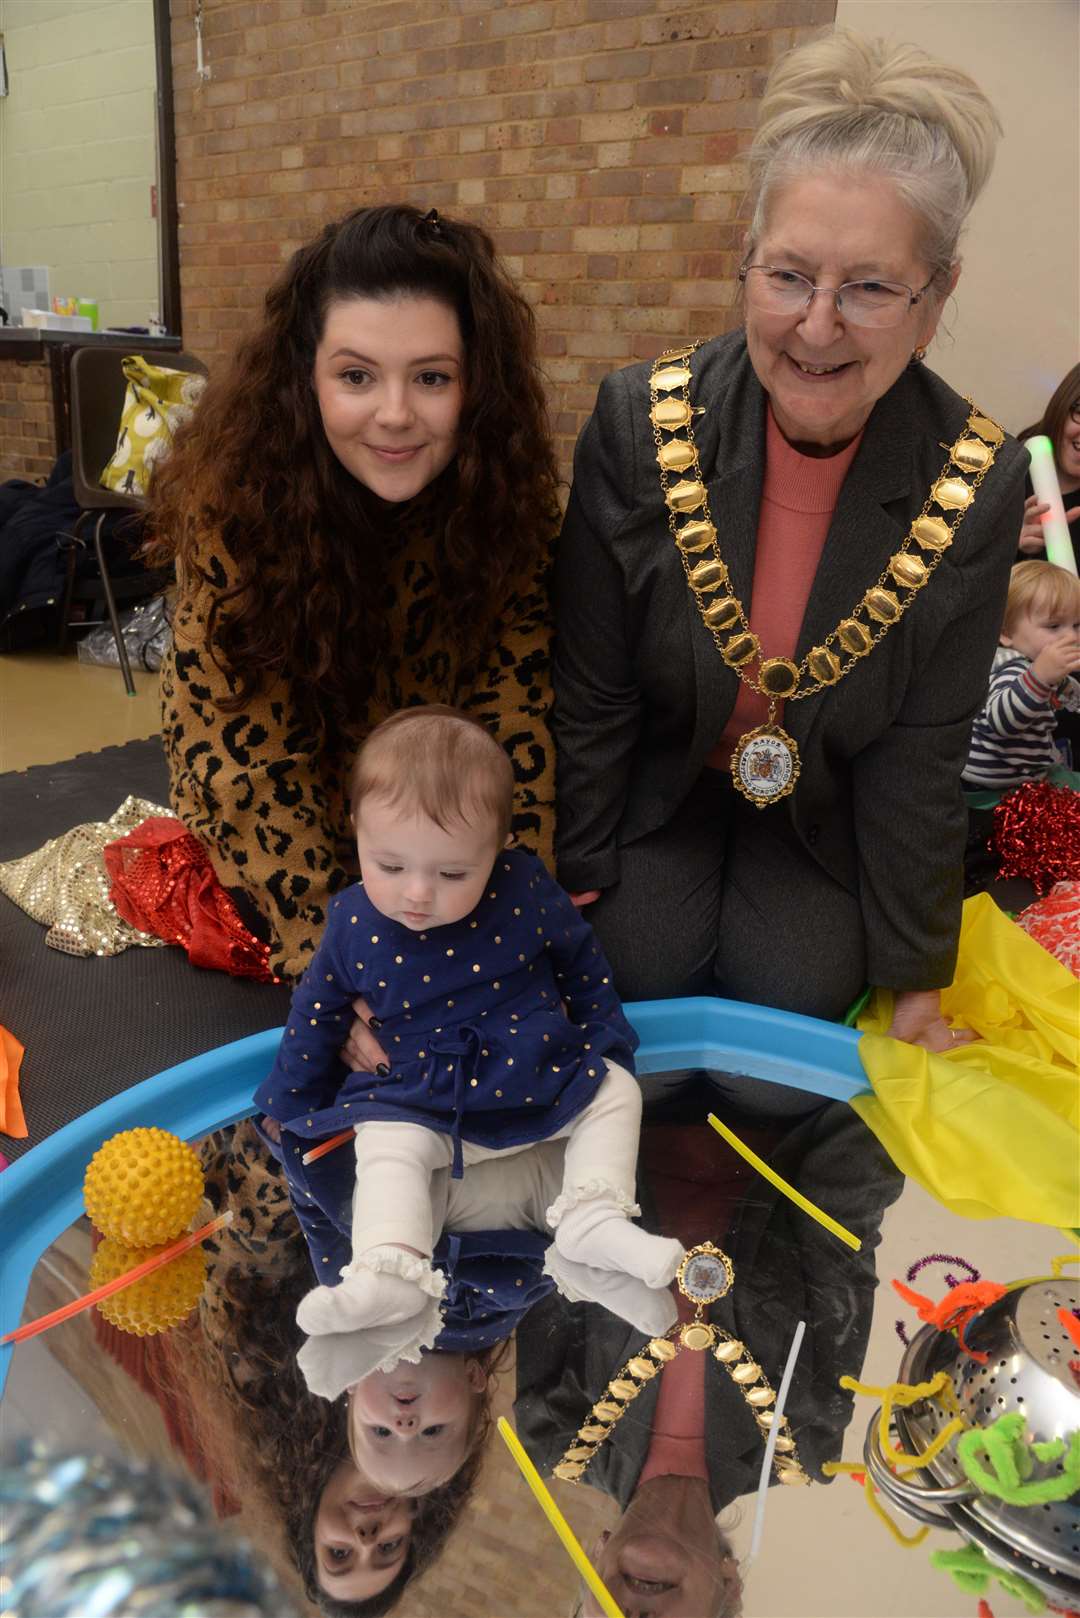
top-left (746, 1318), bottom-right (806, 1565)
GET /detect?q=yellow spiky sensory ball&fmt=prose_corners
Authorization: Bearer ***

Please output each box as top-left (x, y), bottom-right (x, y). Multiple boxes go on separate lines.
top-left (83, 1127), bottom-right (204, 1246)
top-left (89, 1236), bottom-right (207, 1337)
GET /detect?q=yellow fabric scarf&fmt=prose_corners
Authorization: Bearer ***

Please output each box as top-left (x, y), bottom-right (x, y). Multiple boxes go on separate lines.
top-left (854, 894), bottom-right (1079, 1228)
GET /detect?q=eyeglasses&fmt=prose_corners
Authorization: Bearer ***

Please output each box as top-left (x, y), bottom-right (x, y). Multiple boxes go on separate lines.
top-left (738, 265), bottom-right (935, 330)
top-left (1069, 401), bottom-right (1080, 425)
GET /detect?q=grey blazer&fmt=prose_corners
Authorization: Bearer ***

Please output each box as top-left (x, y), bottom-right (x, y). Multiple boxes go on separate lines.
top-left (552, 331), bottom-right (1028, 989)
top-left (513, 1104), bottom-right (903, 1511)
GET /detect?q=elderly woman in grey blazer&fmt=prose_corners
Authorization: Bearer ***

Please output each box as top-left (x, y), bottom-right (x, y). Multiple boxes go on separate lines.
top-left (553, 31), bottom-right (1027, 1076)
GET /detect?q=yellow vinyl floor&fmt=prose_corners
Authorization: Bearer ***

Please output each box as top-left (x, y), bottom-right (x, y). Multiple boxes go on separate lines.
top-left (0, 647), bottom-right (161, 773)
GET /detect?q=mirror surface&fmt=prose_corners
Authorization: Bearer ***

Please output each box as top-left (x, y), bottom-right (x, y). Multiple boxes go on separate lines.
top-left (5, 1103), bottom-right (1067, 1618)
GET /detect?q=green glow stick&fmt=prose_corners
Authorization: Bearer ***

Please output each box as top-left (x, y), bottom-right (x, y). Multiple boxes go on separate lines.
top-left (1026, 434), bottom-right (1078, 575)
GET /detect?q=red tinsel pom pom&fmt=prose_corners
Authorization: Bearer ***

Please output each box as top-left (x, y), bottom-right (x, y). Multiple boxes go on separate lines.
top-left (1018, 880), bottom-right (1080, 977)
top-left (992, 781), bottom-right (1080, 896)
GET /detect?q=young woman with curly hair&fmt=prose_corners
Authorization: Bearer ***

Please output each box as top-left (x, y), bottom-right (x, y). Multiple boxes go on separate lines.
top-left (148, 204), bottom-right (561, 982)
top-left (173, 1254), bottom-right (507, 1617)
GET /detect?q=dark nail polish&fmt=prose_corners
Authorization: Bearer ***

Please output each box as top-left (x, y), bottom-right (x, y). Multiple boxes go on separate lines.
top-left (368, 1016), bottom-right (382, 1030)
top-left (375, 1062), bottom-right (390, 1077)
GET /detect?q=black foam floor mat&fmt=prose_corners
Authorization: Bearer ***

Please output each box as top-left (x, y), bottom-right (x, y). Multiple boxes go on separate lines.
top-left (1, 738), bottom-right (291, 1162)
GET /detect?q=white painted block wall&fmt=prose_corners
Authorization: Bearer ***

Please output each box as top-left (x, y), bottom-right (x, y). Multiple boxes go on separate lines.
top-left (833, 0), bottom-right (1080, 436)
top-left (0, 0), bottom-right (159, 329)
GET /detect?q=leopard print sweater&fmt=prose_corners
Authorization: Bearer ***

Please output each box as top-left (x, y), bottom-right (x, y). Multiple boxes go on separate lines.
top-left (162, 526), bottom-right (556, 982)
top-left (197, 1120), bottom-right (299, 1354)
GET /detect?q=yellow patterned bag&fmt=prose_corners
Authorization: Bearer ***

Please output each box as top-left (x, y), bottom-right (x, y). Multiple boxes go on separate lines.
top-left (99, 356), bottom-right (205, 498)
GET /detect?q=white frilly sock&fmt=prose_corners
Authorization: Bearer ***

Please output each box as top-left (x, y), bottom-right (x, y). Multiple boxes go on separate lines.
top-left (296, 1245), bottom-right (445, 1338)
top-left (544, 1248), bottom-right (679, 1336)
top-left (548, 1183), bottom-right (685, 1291)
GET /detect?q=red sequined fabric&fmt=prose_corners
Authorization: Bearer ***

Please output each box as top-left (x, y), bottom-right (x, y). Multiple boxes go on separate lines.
top-left (104, 817), bottom-right (274, 982)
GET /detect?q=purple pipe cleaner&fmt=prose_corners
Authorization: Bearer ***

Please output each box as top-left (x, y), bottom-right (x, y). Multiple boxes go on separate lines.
top-left (894, 1252), bottom-right (980, 1345)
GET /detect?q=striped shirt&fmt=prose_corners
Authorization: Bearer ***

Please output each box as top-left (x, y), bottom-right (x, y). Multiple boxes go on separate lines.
top-left (963, 646), bottom-right (1079, 790)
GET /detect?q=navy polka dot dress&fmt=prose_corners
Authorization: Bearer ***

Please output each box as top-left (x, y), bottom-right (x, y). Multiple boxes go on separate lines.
top-left (255, 850), bottom-right (638, 1177)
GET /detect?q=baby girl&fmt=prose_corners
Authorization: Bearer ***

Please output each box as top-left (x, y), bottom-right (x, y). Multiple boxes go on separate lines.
top-left (256, 705), bottom-right (683, 1374)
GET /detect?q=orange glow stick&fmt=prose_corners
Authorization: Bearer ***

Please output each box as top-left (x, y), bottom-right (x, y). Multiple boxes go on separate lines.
top-left (301, 1128), bottom-right (354, 1166)
top-left (1, 1211), bottom-right (233, 1347)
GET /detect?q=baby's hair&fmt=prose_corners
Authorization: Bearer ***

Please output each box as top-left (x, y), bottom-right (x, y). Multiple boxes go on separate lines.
top-left (1004, 560), bottom-right (1080, 636)
top-left (350, 705), bottom-right (514, 846)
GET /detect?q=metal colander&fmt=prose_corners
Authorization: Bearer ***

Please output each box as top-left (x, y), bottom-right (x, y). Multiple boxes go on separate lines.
top-left (864, 1277), bottom-right (1080, 1604)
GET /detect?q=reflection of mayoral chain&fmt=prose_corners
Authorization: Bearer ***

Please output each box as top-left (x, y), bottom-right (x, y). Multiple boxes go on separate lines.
top-left (649, 344), bottom-right (1005, 809)
top-left (554, 1243), bottom-right (810, 1488)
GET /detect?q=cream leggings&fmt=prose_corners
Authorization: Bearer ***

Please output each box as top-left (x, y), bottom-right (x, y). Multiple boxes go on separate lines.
top-left (350, 1059), bottom-right (642, 1257)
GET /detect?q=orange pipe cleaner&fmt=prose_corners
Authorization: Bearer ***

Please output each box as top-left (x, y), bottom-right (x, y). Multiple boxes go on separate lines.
top-left (1058, 1306), bottom-right (1080, 1352)
top-left (892, 1278), bottom-right (1006, 1364)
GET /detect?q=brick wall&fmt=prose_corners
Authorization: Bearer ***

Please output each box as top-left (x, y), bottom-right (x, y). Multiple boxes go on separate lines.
top-left (170, 0), bottom-right (836, 475)
top-left (0, 360), bottom-right (55, 482)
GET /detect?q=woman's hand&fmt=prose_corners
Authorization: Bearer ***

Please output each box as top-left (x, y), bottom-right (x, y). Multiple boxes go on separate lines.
top-left (569, 890), bottom-right (602, 908)
top-left (341, 996), bottom-right (390, 1075)
top-left (885, 988), bottom-right (976, 1054)
top-left (1019, 495), bottom-right (1050, 554)
top-left (1018, 493), bottom-right (1080, 554)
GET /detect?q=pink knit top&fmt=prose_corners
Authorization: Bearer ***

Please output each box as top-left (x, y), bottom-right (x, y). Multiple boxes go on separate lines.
top-left (709, 408), bottom-right (864, 770)
top-left (637, 1285), bottom-right (710, 1486)
top-left (636, 1120), bottom-right (782, 1489)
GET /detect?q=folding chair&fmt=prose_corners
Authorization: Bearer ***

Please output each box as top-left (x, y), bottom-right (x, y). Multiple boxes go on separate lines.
top-left (58, 346), bottom-right (206, 694)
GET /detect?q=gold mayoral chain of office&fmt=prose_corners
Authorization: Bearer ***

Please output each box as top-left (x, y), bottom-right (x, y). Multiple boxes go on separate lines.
top-left (649, 343), bottom-right (1005, 809)
top-left (554, 1242), bottom-right (810, 1488)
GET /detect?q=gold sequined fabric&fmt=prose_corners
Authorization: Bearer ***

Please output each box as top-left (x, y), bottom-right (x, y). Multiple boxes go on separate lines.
top-left (0, 795), bottom-right (170, 957)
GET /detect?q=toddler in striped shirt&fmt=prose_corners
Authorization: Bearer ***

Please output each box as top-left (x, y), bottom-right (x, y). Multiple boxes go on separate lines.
top-left (964, 561), bottom-right (1080, 792)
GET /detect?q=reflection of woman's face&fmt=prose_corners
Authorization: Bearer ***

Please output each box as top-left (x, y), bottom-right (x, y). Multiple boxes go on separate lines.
top-left (582, 1477), bottom-right (738, 1617)
top-left (313, 1458), bottom-right (413, 1602)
